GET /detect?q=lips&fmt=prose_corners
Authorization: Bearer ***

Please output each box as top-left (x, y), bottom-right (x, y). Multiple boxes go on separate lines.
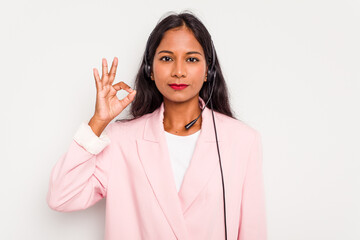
top-left (169, 84), bottom-right (188, 90)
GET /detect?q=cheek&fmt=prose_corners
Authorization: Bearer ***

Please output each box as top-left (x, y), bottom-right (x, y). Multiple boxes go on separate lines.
top-left (153, 62), bottom-right (167, 77)
top-left (152, 64), bottom-right (167, 91)
top-left (191, 61), bottom-right (206, 75)
top-left (191, 65), bottom-right (207, 83)
top-left (195, 64), bottom-right (206, 73)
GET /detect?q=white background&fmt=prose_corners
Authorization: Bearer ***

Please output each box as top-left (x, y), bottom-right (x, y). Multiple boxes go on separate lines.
top-left (1, 0), bottom-right (359, 239)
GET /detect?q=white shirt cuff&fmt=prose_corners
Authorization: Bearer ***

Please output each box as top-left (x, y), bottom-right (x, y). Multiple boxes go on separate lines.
top-left (73, 121), bottom-right (111, 155)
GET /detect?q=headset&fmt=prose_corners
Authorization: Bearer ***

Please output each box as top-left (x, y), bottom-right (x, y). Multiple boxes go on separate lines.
top-left (144, 37), bottom-right (228, 240)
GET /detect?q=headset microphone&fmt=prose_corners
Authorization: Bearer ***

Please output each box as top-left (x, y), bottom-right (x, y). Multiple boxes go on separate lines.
top-left (184, 69), bottom-right (216, 130)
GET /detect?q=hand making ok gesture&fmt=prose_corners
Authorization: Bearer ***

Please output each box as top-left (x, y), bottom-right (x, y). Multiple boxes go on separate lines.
top-left (92, 57), bottom-right (136, 124)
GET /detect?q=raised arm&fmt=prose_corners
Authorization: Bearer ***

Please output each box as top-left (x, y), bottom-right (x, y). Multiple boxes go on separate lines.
top-left (46, 57), bottom-right (136, 212)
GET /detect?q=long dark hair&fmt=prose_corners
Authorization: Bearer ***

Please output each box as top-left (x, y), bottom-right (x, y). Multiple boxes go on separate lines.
top-left (116, 11), bottom-right (236, 122)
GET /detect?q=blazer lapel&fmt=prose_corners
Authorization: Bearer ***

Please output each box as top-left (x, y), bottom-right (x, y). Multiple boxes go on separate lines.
top-left (177, 98), bottom-right (226, 214)
top-left (136, 101), bottom-right (189, 240)
top-left (136, 97), bottom-right (226, 239)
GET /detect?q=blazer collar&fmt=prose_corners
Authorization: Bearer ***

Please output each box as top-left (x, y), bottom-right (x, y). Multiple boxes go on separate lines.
top-left (143, 96), bottom-right (224, 143)
top-left (136, 96), bottom-right (227, 240)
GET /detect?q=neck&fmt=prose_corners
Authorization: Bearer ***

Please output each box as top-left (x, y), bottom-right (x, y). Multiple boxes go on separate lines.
top-left (163, 96), bottom-right (202, 135)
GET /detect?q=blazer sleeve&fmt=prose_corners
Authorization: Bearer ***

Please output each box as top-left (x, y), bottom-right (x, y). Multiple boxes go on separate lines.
top-left (238, 130), bottom-right (267, 240)
top-left (46, 122), bottom-right (112, 212)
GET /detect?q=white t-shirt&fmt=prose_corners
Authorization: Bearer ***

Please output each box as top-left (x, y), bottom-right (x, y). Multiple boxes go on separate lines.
top-left (164, 130), bottom-right (201, 192)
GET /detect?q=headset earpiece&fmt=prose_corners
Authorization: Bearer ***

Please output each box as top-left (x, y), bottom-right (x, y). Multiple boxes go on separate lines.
top-left (144, 64), bottom-right (151, 79)
top-left (206, 39), bottom-right (217, 83)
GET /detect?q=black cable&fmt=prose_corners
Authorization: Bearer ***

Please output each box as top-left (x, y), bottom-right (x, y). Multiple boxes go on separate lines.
top-left (179, 38), bottom-right (227, 239)
top-left (210, 98), bottom-right (228, 240)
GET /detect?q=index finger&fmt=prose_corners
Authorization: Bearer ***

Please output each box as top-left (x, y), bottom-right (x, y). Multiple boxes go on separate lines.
top-left (113, 81), bottom-right (134, 93)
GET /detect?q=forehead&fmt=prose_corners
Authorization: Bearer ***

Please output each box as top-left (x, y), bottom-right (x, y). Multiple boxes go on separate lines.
top-left (156, 27), bottom-right (204, 54)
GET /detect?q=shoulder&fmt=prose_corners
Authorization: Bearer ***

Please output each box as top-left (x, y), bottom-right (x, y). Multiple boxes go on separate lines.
top-left (104, 111), bottom-right (154, 140)
top-left (213, 110), bottom-right (261, 143)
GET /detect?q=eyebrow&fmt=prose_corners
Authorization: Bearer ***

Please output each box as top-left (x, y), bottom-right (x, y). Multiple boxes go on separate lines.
top-left (157, 50), bottom-right (202, 56)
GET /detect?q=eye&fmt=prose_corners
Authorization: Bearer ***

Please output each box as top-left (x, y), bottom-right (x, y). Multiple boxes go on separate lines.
top-left (160, 56), bottom-right (172, 62)
top-left (187, 57), bottom-right (199, 63)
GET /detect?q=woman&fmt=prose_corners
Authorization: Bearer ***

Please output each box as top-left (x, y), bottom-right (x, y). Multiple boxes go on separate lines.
top-left (47, 11), bottom-right (267, 240)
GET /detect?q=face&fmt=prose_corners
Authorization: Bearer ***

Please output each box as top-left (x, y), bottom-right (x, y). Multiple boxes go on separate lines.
top-left (151, 26), bottom-right (208, 104)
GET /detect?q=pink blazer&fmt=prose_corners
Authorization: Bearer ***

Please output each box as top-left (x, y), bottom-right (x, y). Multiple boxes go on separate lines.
top-left (47, 97), bottom-right (267, 240)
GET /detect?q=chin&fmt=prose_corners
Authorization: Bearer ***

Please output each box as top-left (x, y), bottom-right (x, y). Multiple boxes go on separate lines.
top-left (163, 93), bottom-right (199, 104)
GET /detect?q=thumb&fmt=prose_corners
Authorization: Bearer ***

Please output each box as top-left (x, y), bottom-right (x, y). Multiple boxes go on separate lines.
top-left (120, 90), bottom-right (136, 106)
top-left (113, 84), bottom-right (121, 91)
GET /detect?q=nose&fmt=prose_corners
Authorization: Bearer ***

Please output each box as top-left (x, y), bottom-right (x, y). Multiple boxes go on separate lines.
top-left (171, 59), bottom-right (187, 79)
